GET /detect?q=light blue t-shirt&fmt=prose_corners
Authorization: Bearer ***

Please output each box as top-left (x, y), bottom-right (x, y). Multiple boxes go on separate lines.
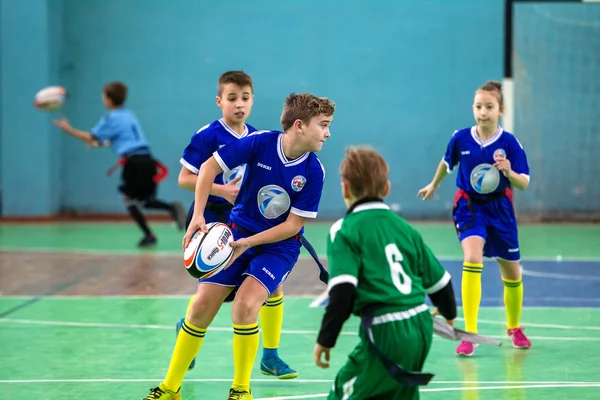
top-left (91, 108), bottom-right (149, 156)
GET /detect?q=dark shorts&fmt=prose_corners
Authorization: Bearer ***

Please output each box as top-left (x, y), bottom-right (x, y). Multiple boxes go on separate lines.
top-left (119, 154), bottom-right (157, 201)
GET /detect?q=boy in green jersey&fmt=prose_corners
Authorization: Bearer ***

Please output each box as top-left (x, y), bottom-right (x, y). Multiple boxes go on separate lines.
top-left (314, 146), bottom-right (457, 400)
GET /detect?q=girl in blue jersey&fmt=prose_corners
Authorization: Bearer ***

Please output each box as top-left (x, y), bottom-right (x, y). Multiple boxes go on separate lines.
top-left (418, 81), bottom-right (531, 357)
top-left (53, 82), bottom-right (185, 247)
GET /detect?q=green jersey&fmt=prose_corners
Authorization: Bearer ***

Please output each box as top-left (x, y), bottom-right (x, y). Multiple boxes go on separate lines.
top-left (327, 201), bottom-right (450, 314)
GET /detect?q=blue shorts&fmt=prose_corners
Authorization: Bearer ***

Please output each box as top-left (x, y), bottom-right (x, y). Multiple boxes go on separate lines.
top-left (453, 191), bottom-right (521, 261)
top-left (201, 225), bottom-right (301, 295)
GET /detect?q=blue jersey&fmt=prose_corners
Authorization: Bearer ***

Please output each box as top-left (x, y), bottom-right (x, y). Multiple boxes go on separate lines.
top-left (91, 108), bottom-right (150, 156)
top-left (180, 119), bottom-right (258, 206)
top-left (443, 126), bottom-right (530, 200)
top-left (213, 131), bottom-right (325, 234)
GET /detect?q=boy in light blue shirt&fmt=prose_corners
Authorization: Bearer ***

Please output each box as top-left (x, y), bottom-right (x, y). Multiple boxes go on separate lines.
top-left (54, 81), bottom-right (185, 247)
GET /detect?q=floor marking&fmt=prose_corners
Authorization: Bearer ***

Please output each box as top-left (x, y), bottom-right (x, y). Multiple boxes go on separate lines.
top-left (0, 378), bottom-right (598, 385)
top-left (253, 383), bottom-right (600, 400)
top-left (1, 318), bottom-right (600, 341)
top-left (522, 268), bottom-right (600, 281)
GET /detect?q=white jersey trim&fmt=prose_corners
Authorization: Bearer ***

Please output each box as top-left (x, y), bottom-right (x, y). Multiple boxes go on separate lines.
top-left (424, 271), bottom-right (451, 294)
top-left (352, 202), bottom-right (390, 214)
top-left (218, 119), bottom-right (248, 139)
top-left (442, 157), bottom-right (454, 173)
top-left (316, 156), bottom-right (326, 182)
top-left (470, 125), bottom-right (504, 148)
top-left (213, 151), bottom-right (230, 172)
top-left (277, 134), bottom-right (309, 167)
top-left (372, 304), bottom-right (429, 325)
top-left (291, 207), bottom-right (317, 218)
top-left (328, 274), bottom-right (358, 290)
top-left (194, 123), bottom-right (210, 135)
top-left (180, 158), bottom-right (199, 174)
top-left (329, 218), bottom-right (344, 242)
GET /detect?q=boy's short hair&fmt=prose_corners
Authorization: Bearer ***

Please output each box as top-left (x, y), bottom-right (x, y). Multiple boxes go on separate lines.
top-left (340, 146), bottom-right (389, 199)
top-left (280, 93), bottom-right (335, 131)
top-left (218, 71), bottom-right (253, 96)
top-left (103, 82), bottom-right (128, 106)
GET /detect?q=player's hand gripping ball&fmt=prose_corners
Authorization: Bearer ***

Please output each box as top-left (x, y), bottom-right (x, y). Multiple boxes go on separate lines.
top-left (183, 222), bottom-right (235, 279)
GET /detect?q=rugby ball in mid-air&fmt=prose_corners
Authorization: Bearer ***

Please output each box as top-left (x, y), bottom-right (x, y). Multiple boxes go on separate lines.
top-left (34, 86), bottom-right (67, 111)
top-left (183, 222), bottom-right (235, 279)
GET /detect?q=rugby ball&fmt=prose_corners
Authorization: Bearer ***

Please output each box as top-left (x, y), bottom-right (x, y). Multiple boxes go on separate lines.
top-left (183, 222), bottom-right (235, 279)
top-left (34, 86), bottom-right (67, 111)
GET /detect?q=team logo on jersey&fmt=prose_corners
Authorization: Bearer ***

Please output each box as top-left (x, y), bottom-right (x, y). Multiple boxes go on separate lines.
top-left (493, 148), bottom-right (506, 161)
top-left (257, 184), bottom-right (291, 219)
top-left (470, 163), bottom-right (500, 194)
top-left (291, 175), bottom-right (307, 192)
top-left (223, 164), bottom-right (246, 188)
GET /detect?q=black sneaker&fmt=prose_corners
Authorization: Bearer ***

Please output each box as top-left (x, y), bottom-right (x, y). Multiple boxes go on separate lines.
top-left (138, 235), bottom-right (157, 248)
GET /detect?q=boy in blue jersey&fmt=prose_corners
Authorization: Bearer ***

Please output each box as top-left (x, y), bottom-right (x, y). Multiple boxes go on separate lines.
top-left (143, 93), bottom-right (335, 400)
top-left (175, 71), bottom-right (297, 378)
top-left (418, 81), bottom-right (532, 357)
top-left (53, 82), bottom-right (185, 247)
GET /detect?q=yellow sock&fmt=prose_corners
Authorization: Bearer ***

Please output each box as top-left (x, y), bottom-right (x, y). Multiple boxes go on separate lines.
top-left (260, 294), bottom-right (283, 351)
top-left (163, 319), bottom-right (206, 391)
top-left (503, 277), bottom-right (523, 329)
top-left (185, 295), bottom-right (195, 316)
top-left (462, 262), bottom-right (483, 333)
top-left (232, 322), bottom-right (260, 392)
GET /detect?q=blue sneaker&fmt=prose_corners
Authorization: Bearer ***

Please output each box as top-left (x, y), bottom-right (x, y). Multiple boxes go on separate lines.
top-left (260, 355), bottom-right (298, 379)
top-left (175, 318), bottom-right (196, 370)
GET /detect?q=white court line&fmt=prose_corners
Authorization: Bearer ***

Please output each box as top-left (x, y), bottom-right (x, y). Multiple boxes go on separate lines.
top-left (0, 378), bottom-right (331, 384)
top-left (3, 316), bottom-right (599, 333)
top-left (2, 245), bottom-right (600, 263)
top-left (459, 318), bottom-right (600, 332)
top-left (0, 378), bottom-right (597, 385)
top-left (254, 383), bottom-right (600, 400)
top-left (0, 295), bottom-right (317, 299)
top-left (522, 268), bottom-right (600, 281)
top-left (2, 297), bottom-right (597, 311)
top-left (1, 318), bottom-right (600, 341)
top-left (256, 395), bottom-right (327, 400)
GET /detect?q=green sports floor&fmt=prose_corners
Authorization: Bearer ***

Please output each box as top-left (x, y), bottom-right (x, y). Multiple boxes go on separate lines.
top-left (1, 221), bottom-right (600, 399)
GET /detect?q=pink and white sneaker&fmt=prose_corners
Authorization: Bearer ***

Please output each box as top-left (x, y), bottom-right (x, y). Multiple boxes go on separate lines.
top-left (508, 327), bottom-right (532, 349)
top-left (456, 341), bottom-right (477, 357)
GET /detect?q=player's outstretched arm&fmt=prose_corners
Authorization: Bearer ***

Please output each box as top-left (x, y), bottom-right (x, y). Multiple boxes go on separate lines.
top-left (53, 118), bottom-right (98, 146)
top-left (428, 280), bottom-right (457, 323)
top-left (314, 282), bottom-right (356, 368)
top-left (417, 160), bottom-right (449, 200)
top-left (225, 213), bottom-right (308, 270)
top-left (246, 213), bottom-right (306, 248)
top-left (182, 157), bottom-right (223, 249)
top-left (506, 172), bottom-right (529, 191)
top-left (178, 166), bottom-right (241, 203)
top-left (178, 167), bottom-right (199, 191)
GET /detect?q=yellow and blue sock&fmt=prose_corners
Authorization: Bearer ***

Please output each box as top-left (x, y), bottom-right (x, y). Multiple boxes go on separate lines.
top-left (260, 294), bottom-right (284, 359)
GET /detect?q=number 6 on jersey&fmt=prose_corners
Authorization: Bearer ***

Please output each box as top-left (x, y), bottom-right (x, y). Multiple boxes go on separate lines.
top-left (385, 243), bottom-right (412, 294)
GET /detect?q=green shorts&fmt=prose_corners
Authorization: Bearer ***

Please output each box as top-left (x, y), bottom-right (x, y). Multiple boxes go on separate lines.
top-left (328, 307), bottom-right (433, 400)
